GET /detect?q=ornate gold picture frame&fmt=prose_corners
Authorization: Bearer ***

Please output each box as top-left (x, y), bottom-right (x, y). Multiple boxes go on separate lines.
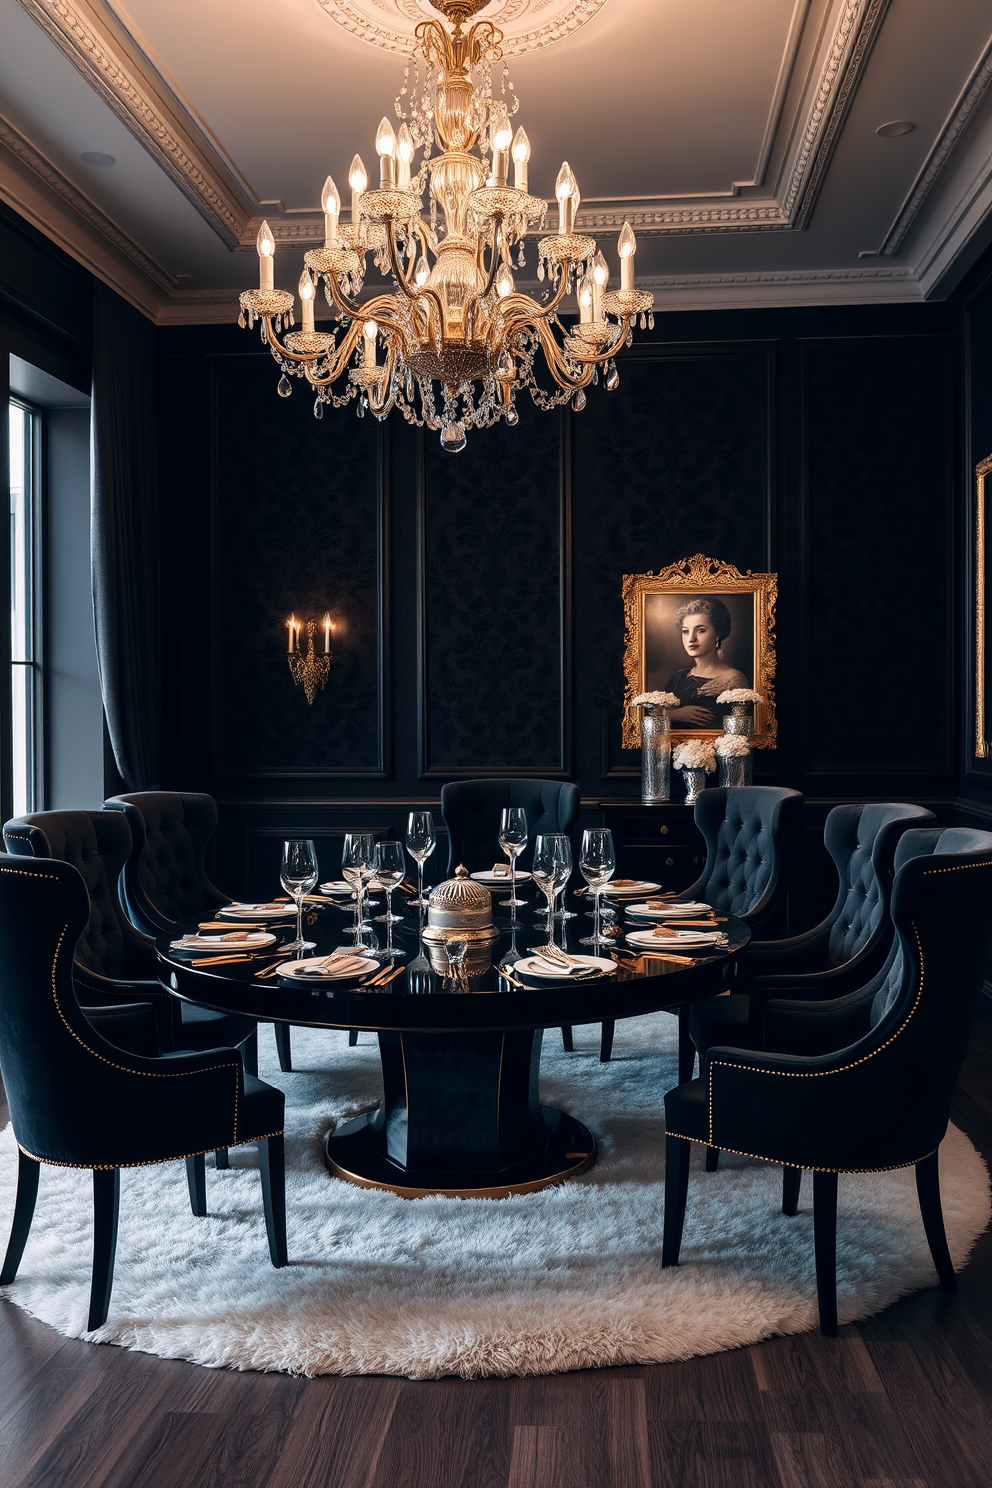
top-left (976, 454), bottom-right (992, 758)
top-left (622, 554), bottom-right (778, 749)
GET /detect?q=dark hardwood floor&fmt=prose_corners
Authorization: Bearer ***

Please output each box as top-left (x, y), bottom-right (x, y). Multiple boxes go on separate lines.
top-left (2, 1012), bottom-right (992, 1488)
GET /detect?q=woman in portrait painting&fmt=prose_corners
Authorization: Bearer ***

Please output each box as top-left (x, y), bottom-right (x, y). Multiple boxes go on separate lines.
top-left (666, 596), bottom-right (748, 728)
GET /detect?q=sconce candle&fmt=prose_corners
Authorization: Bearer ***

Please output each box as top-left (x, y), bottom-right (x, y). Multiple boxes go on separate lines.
top-left (287, 617), bottom-right (332, 704)
top-left (287, 613), bottom-right (298, 652)
top-left (323, 612), bottom-right (331, 653)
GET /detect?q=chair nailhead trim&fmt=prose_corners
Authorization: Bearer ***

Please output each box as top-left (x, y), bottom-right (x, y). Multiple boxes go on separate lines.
top-left (663, 1131), bottom-right (939, 1175)
top-left (15, 1130), bottom-right (285, 1172)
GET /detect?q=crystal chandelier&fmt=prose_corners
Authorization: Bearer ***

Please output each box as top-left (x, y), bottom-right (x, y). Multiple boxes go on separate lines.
top-left (237, 0), bottom-right (654, 451)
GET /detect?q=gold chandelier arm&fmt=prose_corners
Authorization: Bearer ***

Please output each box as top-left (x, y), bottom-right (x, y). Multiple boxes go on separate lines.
top-left (415, 19), bottom-right (455, 71)
top-left (368, 338), bottom-right (400, 417)
top-left (381, 218), bottom-right (445, 348)
top-left (498, 273), bottom-right (572, 338)
top-left (301, 318), bottom-right (366, 383)
top-left (533, 320), bottom-right (597, 391)
top-left (464, 217), bottom-right (505, 340)
top-left (562, 322), bottom-right (630, 366)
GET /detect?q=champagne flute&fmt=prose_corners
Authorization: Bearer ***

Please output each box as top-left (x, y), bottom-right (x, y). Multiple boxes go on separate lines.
top-left (406, 811), bottom-right (436, 908)
top-left (532, 833), bottom-right (568, 953)
top-left (498, 806), bottom-right (528, 913)
top-left (342, 833), bottom-right (377, 948)
top-left (373, 841), bottom-right (406, 958)
top-left (280, 839), bottom-right (318, 955)
top-left (579, 828), bottom-right (615, 947)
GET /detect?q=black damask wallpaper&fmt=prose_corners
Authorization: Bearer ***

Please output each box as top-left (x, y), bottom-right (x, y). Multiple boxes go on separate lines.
top-left (155, 303), bottom-right (962, 868)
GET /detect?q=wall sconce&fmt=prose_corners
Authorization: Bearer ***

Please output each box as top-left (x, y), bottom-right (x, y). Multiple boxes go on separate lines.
top-left (286, 612), bottom-right (333, 704)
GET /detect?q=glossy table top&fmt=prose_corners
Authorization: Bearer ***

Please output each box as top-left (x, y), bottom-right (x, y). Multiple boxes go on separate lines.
top-left (156, 890), bottom-right (749, 1035)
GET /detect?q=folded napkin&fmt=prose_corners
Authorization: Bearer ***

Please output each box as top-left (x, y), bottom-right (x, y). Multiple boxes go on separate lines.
top-left (490, 863), bottom-right (511, 877)
top-left (526, 953), bottom-right (587, 977)
top-left (291, 953), bottom-right (371, 978)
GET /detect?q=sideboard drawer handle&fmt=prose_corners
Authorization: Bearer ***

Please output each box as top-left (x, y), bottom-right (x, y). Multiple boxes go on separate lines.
top-left (665, 856), bottom-right (674, 867)
top-left (659, 825), bottom-right (669, 836)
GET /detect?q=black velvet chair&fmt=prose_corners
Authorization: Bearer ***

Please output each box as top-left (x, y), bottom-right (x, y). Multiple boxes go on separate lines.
top-left (688, 802), bottom-right (936, 1070)
top-left (598, 786), bottom-right (803, 1067)
top-left (2, 810), bottom-right (258, 1076)
top-left (662, 825), bottom-right (992, 1335)
top-left (440, 778), bottom-right (581, 876)
top-left (103, 792), bottom-right (293, 1074)
top-left (0, 855), bottom-right (286, 1332)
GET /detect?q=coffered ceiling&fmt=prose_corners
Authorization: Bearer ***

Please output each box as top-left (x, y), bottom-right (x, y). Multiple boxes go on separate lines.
top-left (2, 0), bottom-right (992, 323)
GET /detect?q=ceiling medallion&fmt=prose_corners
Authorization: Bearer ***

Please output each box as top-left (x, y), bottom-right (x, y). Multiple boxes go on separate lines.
top-left (238, 0), bottom-right (651, 449)
top-left (312, 0), bottom-right (609, 57)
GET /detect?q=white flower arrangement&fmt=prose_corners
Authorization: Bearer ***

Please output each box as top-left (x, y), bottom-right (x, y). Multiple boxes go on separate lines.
top-left (673, 739), bottom-right (717, 772)
top-left (715, 688), bottom-right (764, 705)
top-left (715, 732), bottom-right (751, 758)
top-left (632, 690), bottom-right (680, 708)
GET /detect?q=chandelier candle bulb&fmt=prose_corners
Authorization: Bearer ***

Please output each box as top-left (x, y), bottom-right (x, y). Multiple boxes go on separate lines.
top-left (321, 176), bottom-right (341, 248)
top-left (578, 273), bottom-right (594, 323)
top-left (349, 154), bottom-right (368, 226)
top-left (496, 262), bottom-right (514, 298)
top-left (619, 220), bottom-right (636, 292)
top-left (592, 249), bottom-right (609, 321)
top-left (512, 127), bottom-right (530, 192)
top-left (298, 270), bottom-right (316, 332)
top-left (491, 112), bottom-right (513, 189)
top-left (397, 124), bottom-right (415, 189)
top-left (556, 163), bottom-right (579, 234)
top-left (376, 118), bottom-right (397, 188)
top-left (256, 220), bottom-right (275, 290)
top-left (363, 319), bottom-right (378, 366)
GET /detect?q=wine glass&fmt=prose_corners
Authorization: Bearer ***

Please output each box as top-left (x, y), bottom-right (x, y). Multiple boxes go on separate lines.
top-left (548, 833), bottom-right (574, 921)
top-left (532, 833), bottom-right (569, 953)
top-left (373, 841), bottom-right (406, 958)
top-left (579, 828), bottom-right (615, 947)
top-left (498, 806), bottom-right (528, 913)
top-left (341, 833), bottom-right (377, 948)
top-left (406, 811), bottom-right (436, 908)
top-left (280, 839), bottom-right (318, 955)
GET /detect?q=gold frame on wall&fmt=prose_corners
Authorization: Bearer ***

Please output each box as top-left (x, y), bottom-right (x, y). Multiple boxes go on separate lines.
top-left (976, 455), bottom-right (992, 758)
top-left (622, 554), bottom-right (778, 750)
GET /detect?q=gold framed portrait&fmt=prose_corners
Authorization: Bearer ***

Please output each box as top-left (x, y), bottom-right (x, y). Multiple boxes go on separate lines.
top-left (976, 454), bottom-right (992, 758)
top-left (622, 554), bottom-right (778, 749)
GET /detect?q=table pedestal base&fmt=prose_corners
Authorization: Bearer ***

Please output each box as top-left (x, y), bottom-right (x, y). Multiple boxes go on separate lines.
top-left (324, 1027), bottom-right (596, 1198)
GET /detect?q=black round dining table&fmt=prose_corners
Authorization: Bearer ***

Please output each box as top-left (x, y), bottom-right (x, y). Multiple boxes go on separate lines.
top-left (156, 893), bottom-right (749, 1199)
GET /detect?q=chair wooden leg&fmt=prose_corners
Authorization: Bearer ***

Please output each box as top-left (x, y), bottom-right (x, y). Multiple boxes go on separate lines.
top-left (705, 1146), bottom-right (719, 1172)
top-left (242, 1028), bottom-right (259, 1078)
top-left (186, 1153), bottom-right (207, 1217)
top-left (274, 1022), bottom-right (293, 1072)
top-left (599, 1020), bottom-right (615, 1063)
top-left (782, 1165), bottom-right (802, 1216)
top-left (0, 1150), bottom-right (41, 1285)
top-left (916, 1150), bottom-right (957, 1294)
top-left (662, 1136), bottom-right (691, 1268)
top-left (258, 1134), bottom-right (287, 1268)
top-left (813, 1170), bottom-right (839, 1336)
top-left (561, 1026), bottom-right (574, 1052)
top-left (87, 1168), bottom-right (120, 1332)
top-left (214, 1148), bottom-right (229, 1169)
top-left (348, 1029), bottom-right (359, 1048)
top-left (677, 1007), bottom-right (696, 1085)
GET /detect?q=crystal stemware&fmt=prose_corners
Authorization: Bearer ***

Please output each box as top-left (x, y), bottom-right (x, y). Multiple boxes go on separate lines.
top-left (280, 838), bottom-right (318, 955)
top-left (342, 832), bottom-right (377, 948)
top-left (548, 832), bottom-right (574, 921)
top-left (373, 841), bottom-right (406, 958)
top-left (579, 827), bottom-right (616, 947)
top-left (406, 811), bottom-right (436, 909)
top-left (532, 833), bottom-right (569, 954)
top-left (498, 806), bottom-right (528, 913)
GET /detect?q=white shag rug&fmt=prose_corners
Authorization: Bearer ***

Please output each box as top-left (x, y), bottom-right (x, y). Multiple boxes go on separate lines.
top-left (0, 1015), bottom-right (988, 1380)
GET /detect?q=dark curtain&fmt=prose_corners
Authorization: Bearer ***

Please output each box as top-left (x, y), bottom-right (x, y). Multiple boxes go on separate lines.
top-left (90, 283), bottom-right (160, 790)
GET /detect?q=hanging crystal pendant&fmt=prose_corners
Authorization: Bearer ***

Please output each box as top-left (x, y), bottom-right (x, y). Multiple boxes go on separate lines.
top-left (313, 399), bottom-right (324, 420)
top-left (572, 389), bottom-right (586, 412)
top-left (606, 363), bottom-right (620, 391)
top-left (277, 374), bottom-right (292, 398)
top-left (440, 421), bottom-right (467, 452)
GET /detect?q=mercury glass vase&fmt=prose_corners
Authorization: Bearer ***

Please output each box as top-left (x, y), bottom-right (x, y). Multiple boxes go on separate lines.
top-left (723, 701), bottom-right (754, 738)
top-left (681, 768), bottom-right (707, 806)
top-left (718, 753), bottom-right (750, 789)
top-left (640, 705), bottom-right (672, 804)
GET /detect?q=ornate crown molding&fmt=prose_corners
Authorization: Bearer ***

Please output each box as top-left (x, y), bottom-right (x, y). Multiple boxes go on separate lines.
top-left (16, 0), bottom-right (250, 248)
top-left (311, 0), bottom-right (609, 57)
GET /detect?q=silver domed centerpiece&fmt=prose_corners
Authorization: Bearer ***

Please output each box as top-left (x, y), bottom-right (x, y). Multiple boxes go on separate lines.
top-left (423, 864), bottom-right (499, 973)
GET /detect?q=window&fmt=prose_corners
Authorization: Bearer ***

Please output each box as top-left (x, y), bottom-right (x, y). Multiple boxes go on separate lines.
top-left (8, 398), bottom-right (42, 816)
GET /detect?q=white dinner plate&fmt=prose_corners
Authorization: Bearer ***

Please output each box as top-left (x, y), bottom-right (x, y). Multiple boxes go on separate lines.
top-left (515, 952), bottom-right (616, 980)
top-left (172, 931), bottom-right (277, 952)
top-left (602, 880), bottom-right (662, 897)
top-left (277, 954), bottom-right (380, 982)
top-left (218, 903), bottom-right (297, 919)
top-left (625, 901), bottom-right (712, 919)
top-left (319, 881), bottom-right (356, 896)
top-left (626, 927), bottom-right (725, 949)
top-left (471, 870), bottom-right (533, 886)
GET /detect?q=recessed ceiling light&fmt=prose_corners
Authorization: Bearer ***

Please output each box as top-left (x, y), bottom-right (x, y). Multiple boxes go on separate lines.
top-left (876, 121), bottom-right (915, 138)
top-left (79, 151), bottom-right (116, 166)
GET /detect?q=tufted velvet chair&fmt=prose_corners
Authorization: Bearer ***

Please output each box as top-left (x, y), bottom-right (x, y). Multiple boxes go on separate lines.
top-left (440, 779), bottom-right (581, 876)
top-left (0, 854), bottom-right (286, 1332)
top-left (2, 810), bottom-right (258, 1077)
top-left (688, 802), bottom-right (936, 1083)
top-left (662, 826), bottom-right (992, 1335)
top-left (103, 792), bottom-right (229, 937)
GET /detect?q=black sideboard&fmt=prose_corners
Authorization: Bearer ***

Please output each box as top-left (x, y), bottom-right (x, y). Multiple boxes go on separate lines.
top-left (595, 800), bottom-right (706, 894)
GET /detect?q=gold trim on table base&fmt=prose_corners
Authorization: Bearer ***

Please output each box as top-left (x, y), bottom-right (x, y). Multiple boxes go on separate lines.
top-left (325, 1142), bottom-right (596, 1199)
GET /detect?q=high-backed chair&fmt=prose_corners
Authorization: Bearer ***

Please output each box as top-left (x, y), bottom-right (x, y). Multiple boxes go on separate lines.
top-left (689, 802), bottom-right (935, 1069)
top-left (440, 778), bottom-right (581, 876)
top-left (2, 811), bottom-right (257, 1074)
top-left (103, 792), bottom-right (229, 936)
top-left (104, 791), bottom-right (299, 1073)
top-left (0, 855), bottom-right (286, 1332)
top-left (597, 786), bottom-right (803, 1068)
top-left (662, 826), bottom-right (992, 1335)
